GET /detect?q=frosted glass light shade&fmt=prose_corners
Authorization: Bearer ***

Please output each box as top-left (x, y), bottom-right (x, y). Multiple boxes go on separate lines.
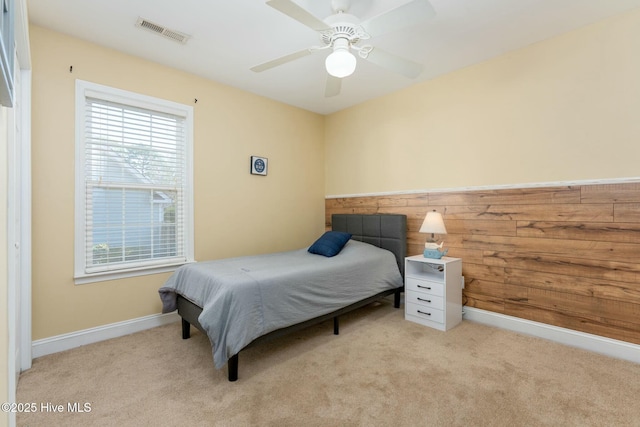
top-left (419, 211), bottom-right (447, 235)
top-left (325, 48), bottom-right (357, 78)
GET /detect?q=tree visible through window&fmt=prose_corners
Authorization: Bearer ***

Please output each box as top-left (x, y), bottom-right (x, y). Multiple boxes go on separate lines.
top-left (75, 80), bottom-right (193, 282)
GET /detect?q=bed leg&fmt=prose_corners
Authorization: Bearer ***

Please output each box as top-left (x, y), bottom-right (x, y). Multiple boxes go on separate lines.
top-left (228, 354), bottom-right (239, 382)
top-left (333, 316), bottom-right (339, 335)
top-left (181, 318), bottom-right (191, 339)
top-left (394, 289), bottom-right (401, 308)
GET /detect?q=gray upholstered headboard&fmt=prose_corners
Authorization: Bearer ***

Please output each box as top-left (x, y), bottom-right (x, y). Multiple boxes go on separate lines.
top-left (331, 214), bottom-right (407, 278)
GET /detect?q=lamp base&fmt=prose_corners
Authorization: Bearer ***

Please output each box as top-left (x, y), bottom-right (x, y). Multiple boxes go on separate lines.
top-left (423, 248), bottom-right (448, 259)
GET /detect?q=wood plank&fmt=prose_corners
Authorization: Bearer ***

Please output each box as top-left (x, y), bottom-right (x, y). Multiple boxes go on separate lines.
top-left (377, 206), bottom-right (434, 220)
top-left (462, 262), bottom-right (505, 283)
top-left (446, 219), bottom-right (516, 236)
top-left (504, 283), bottom-right (528, 303)
top-left (446, 248), bottom-right (483, 264)
top-left (325, 197), bottom-right (379, 209)
top-left (615, 203), bottom-right (640, 223)
top-left (522, 288), bottom-right (640, 326)
top-left (581, 182), bottom-right (640, 203)
top-left (406, 194), bottom-right (431, 207)
top-left (504, 302), bottom-right (640, 345)
top-left (405, 208), bottom-right (446, 227)
top-left (463, 292), bottom-right (505, 313)
top-left (484, 251), bottom-right (640, 285)
top-left (516, 220), bottom-right (640, 243)
top-left (505, 268), bottom-right (640, 302)
top-left (430, 186), bottom-right (581, 206)
top-left (407, 243), bottom-right (424, 258)
top-left (462, 235), bottom-right (640, 264)
top-left (443, 203), bottom-right (613, 222)
top-left (407, 232), bottom-right (427, 248)
top-left (464, 277), bottom-right (505, 299)
top-left (443, 234), bottom-right (478, 250)
top-left (324, 198), bottom-right (343, 211)
top-left (451, 235), bottom-right (520, 253)
top-left (378, 194), bottom-right (429, 207)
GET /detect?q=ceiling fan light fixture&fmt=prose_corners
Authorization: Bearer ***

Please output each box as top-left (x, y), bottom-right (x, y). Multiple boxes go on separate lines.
top-left (325, 46), bottom-right (356, 78)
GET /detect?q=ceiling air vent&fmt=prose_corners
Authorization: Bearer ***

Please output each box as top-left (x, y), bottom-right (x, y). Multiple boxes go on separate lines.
top-left (135, 17), bottom-right (190, 44)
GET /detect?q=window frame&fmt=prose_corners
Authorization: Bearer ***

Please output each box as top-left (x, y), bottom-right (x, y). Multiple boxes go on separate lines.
top-left (74, 79), bottom-right (194, 284)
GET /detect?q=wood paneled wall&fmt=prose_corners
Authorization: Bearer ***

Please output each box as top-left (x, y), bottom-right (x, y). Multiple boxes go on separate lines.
top-left (326, 182), bottom-right (640, 345)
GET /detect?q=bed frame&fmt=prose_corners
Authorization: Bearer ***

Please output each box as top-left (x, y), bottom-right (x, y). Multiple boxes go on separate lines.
top-left (178, 213), bottom-right (407, 381)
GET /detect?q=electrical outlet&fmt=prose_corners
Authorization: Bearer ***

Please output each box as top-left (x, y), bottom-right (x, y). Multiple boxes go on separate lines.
top-left (461, 276), bottom-right (465, 289)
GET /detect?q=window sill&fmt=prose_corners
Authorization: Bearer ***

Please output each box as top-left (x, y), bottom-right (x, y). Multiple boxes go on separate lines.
top-left (74, 261), bottom-right (195, 285)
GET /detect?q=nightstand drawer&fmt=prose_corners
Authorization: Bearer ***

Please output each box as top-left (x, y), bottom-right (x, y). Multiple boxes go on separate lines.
top-left (406, 277), bottom-right (444, 297)
top-left (405, 292), bottom-right (444, 310)
top-left (406, 302), bottom-right (444, 324)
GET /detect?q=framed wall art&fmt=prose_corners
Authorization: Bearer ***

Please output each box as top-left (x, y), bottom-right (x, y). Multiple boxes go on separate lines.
top-left (250, 155), bottom-right (268, 176)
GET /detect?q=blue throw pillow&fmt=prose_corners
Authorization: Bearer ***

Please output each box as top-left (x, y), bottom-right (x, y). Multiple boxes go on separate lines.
top-left (308, 231), bottom-right (352, 257)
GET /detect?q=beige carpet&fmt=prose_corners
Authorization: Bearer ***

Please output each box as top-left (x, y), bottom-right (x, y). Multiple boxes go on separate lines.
top-left (17, 300), bottom-right (640, 426)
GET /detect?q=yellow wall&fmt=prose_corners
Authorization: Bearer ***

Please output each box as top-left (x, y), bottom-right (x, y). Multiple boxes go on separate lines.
top-left (325, 8), bottom-right (640, 196)
top-left (30, 25), bottom-right (326, 340)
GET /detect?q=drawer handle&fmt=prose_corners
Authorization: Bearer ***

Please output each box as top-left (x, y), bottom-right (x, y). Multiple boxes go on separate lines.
top-left (417, 297), bottom-right (432, 303)
top-left (417, 285), bottom-right (432, 290)
top-left (417, 310), bottom-right (431, 316)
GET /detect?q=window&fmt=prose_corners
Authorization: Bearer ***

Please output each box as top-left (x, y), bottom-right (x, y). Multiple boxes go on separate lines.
top-left (75, 80), bottom-right (193, 284)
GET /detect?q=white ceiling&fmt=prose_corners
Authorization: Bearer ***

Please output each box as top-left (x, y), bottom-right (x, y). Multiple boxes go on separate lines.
top-left (27, 0), bottom-right (640, 115)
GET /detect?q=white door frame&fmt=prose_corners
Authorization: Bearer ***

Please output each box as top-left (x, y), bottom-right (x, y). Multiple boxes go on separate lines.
top-left (6, 54), bottom-right (31, 427)
top-left (17, 66), bottom-right (31, 372)
top-left (6, 60), bottom-right (20, 417)
top-left (15, 0), bottom-right (32, 373)
top-left (7, 4), bottom-right (32, 427)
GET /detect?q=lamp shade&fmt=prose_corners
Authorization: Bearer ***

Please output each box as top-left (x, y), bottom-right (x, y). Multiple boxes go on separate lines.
top-left (419, 211), bottom-right (447, 235)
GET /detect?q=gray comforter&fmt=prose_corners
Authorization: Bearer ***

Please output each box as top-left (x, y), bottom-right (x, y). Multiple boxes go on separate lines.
top-left (159, 240), bottom-right (403, 369)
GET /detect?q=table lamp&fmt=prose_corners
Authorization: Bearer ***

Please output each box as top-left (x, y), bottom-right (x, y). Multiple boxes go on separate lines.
top-left (419, 210), bottom-right (448, 258)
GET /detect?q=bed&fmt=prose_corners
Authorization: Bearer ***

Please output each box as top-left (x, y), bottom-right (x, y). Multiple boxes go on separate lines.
top-left (159, 213), bottom-right (407, 381)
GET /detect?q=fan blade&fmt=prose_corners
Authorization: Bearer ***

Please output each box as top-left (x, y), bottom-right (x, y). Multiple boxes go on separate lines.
top-left (324, 75), bottom-right (342, 97)
top-left (251, 48), bottom-right (312, 72)
top-left (364, 48), bottom-right (423, 78)
top-left (360, 0), bottom-right (436, 38)
top-left (266, 0), bottom-right (332, 32)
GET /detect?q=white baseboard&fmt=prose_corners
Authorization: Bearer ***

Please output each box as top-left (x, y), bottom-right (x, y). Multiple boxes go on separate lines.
top-left (463, 307), bottom-right (640, 364)
top-left (31, 312), bottom-right (180, 359)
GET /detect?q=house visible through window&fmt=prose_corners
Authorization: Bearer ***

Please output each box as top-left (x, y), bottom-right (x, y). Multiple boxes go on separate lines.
top-left (75, 80), bottom-right (194, 283)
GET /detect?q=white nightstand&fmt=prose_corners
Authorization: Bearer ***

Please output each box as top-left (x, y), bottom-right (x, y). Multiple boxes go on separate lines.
top-left (404, 255), bottom-right (463, 331)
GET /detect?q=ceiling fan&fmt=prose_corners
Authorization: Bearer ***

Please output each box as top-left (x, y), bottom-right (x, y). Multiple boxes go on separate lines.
top-left (250, 0), bottom-right (436, 97)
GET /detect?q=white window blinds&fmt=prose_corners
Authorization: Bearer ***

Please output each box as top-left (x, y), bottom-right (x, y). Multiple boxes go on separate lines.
top-left (75, 80), bottom-right (193, 282)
